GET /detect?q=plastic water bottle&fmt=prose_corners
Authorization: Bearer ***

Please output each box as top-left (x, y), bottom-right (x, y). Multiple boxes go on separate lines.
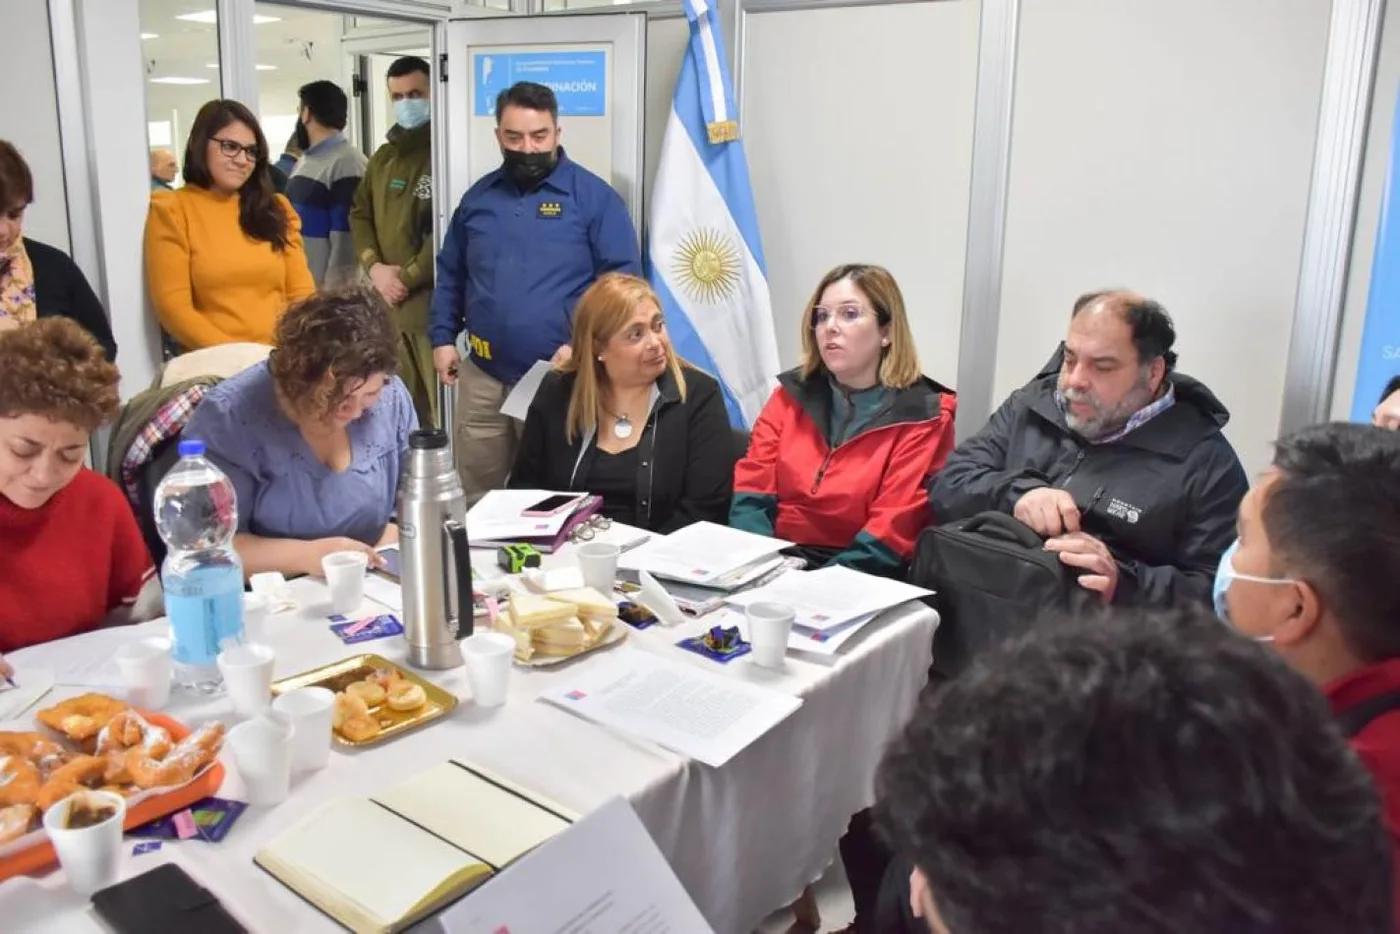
top-left (154, 439), bottom-right (245, 693)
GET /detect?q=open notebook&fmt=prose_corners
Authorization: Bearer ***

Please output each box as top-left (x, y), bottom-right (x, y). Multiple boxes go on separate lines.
top-left (253, 760), bottom-right (574, 934)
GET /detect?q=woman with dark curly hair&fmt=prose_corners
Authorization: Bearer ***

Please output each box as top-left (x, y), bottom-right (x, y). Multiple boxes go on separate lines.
top-left (0, 318), bottom-right (159, 668)
top-left (145, 99), bottom-right (314, 352)
top-left (181, 286), bottom-right (417, 577)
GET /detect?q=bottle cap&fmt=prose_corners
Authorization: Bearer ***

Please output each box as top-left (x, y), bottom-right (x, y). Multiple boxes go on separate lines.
top-left (177, 439), bottom-right (206, 457)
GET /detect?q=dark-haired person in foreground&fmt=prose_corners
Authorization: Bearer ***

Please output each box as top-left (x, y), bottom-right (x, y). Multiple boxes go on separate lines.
top-left (181, 287), bottom-right (417, 579)
top-left (145, 99), bottom-right (314, 351)
top-left (350, 55), bottom-right (437, 427)
top-left (285, 80), bottom-right (366, 288)
top-left (928, 290), bottom-right (1247, 605)
top-left (1219, 422), bottom-right (1400, 924)
top-left (430, 80), bottom-right (640, 503)
top-left (876, 609), bottom-right (1393, 934)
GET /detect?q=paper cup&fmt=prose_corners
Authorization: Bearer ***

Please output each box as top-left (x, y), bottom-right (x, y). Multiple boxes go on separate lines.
top-left (575, 542), bottom-right (620, 596)
top-left (114, 637), bottom-right (172, 710)
top-left (746, 602), bottom-right (795, 669)
top-left (271, 686), bottom-right (334, 772)
top-left (322, 551), bottom-right (368, 616)
top-left (43, 790), bottom-right (127, 896)
top-left (242, 592), bottom-right (270, 643)
top-left (463, 633), bottom-right (515, 708)
top-left (217, 643), bottom-right (276, 719)
top-left (226, 710), bottom-right (296, 805)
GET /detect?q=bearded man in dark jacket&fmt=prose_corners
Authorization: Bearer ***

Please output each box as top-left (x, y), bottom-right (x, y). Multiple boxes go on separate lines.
top-left (929, 289), bottom-right (1247, 607)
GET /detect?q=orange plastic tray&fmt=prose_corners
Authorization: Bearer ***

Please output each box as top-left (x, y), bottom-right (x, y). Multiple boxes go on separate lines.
top-left (0, 710), bottom-right (226, 882)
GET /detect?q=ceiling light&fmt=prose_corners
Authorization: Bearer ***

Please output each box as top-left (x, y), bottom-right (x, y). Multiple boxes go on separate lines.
top-left (176, 11), bottom-right (281, 25)
top-left (140, 32), bottom-right (158, 40)
top-left (204, 63), bottom-right (277, 71)
top-left (149, 76), bottom-right (212, 85)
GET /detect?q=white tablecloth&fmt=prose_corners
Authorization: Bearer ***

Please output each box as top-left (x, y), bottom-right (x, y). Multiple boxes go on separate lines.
top-left (1, 549), bottom-right (936, 934)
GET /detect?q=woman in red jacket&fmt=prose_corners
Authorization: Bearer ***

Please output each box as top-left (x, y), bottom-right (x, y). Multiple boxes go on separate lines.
top-left (731, 263), bottom-right (956, 577)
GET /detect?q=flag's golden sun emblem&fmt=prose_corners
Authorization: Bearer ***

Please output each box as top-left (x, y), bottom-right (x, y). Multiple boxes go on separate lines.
top-left (673, 229), bottom-right (741, 304)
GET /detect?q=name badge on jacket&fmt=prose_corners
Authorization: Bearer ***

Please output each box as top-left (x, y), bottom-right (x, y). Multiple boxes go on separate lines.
top-left (537, 201), bottom-right (563, 219)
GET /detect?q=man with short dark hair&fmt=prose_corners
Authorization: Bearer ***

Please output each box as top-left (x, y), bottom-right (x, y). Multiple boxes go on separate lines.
top-left (430, 80), bottom-right (641, 503)
top-left (877, 609), bottom-right (1393, 934)
top-left (1220, 422), bottom-right (1400, 920)
top-left (929, 290), bottom-right (1247, 605)
top-left (350, 55), bottom-right (436, 426)
top-left (286, 80), bottom-right (366, 288)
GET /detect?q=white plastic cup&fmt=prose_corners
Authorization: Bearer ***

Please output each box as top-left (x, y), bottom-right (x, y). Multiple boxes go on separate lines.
top-left (242, 592), bottom-right (270, 643)
top-left (271, 687), bottom-right (334, 772)
top-left (462, 633), bottom-right (515, 708)
top-left (216, 643), bottom-right (276, 719)
top-left (43, 790), bottom-right (127, 896)
top-left (226, 709), bottom-right (296, 805)
top-left (575, 542), bottom-right (620, 596)
top-left (322, 551), bottom-right (368, 616)
top-left (746, 602), bottom-right (795, 669)
top-left (114, 637), bottom-right (173, 710)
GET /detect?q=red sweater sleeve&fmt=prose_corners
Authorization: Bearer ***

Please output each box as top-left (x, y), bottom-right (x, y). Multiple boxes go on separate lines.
top-left (107, 484), bottom-right (156, 610)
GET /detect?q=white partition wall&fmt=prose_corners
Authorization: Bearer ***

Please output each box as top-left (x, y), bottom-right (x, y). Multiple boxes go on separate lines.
top-left (5, 0), bottom-right (69, 253)
top-left (741, 0), bottom-right (980, 380)
top-left (995, 0), bottom-right (1331, 475)
top-left (642, 12), bottom-right (688, 209)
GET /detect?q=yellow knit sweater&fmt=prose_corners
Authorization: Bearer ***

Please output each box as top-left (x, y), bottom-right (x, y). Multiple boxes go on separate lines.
top-left (145, 186), bottom-right (315, 349)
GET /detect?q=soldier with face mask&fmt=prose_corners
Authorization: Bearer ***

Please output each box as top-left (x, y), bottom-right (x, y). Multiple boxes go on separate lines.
top-left (350, 56), bottom-right (437, 428)
top-left (429, 81), bottom-right (641, 504)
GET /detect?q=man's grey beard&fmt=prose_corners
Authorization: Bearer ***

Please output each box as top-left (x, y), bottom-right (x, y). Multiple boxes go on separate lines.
top-left (1063, 369), bottom-right (1156, 440)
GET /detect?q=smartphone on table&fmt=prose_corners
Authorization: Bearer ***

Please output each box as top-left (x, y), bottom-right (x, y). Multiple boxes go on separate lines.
top-left (375, 545), bottom-right (402, 581)
top-left (521, 493), bottom-right (584, 517)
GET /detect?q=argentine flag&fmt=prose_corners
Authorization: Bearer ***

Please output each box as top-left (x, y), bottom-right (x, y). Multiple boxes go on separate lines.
top-left (647, 0), bottom-right (780, 428)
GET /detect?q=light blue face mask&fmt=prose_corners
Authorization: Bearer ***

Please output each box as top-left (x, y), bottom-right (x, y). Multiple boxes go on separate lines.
top-left (394, 98), bottom-right (430, 130)
top-left (1214, 538), bottom-right (1295, 640)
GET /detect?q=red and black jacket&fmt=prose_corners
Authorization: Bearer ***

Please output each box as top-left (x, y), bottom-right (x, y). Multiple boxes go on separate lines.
top-left (730, 367), bottom-right (956, 576)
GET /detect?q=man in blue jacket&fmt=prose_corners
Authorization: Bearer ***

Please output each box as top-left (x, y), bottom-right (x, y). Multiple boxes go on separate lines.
top-left (430, 81), bottom-right (641, 501)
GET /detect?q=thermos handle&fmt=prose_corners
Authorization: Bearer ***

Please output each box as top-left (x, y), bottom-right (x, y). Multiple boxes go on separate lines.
top-left (438, 378), bottom-right (456, 457)
top-left (443, 518), bottom-right (473, 641)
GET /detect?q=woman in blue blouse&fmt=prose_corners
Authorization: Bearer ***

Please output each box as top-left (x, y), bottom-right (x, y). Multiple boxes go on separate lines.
top-left (182, 286), bottom-right (417, 577)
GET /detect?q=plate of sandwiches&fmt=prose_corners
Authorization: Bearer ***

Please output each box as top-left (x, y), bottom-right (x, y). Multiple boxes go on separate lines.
top-left (495, 588), bottom-right (627, 667)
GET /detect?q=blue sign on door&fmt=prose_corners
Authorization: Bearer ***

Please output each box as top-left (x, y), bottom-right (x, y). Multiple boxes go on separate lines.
top-left (473, 51), bottom-right (608, 118)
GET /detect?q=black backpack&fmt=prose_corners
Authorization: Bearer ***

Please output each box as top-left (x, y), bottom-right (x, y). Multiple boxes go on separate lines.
top-left (911, 511), bottom-right (1095, 679)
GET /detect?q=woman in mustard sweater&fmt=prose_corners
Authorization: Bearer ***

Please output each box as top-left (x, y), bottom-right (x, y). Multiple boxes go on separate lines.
top-left (145, 99), bottom-right (314, 351)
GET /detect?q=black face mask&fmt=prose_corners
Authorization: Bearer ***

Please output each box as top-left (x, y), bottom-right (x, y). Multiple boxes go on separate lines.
top-left (502, 149), bottom-right (557, 191)
top-left (294, 120), bottom-right (311, 153)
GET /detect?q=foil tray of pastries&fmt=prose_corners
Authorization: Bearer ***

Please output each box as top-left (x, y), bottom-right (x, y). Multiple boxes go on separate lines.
top-left (0, 693), bottom-right (225, 850)
top-left (496, 588), bottom-right (627, 667)
top-left (271, 656), bottom-right (457, 748)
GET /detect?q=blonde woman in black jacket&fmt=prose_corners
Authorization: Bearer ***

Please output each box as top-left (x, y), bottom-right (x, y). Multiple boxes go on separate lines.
top-left (510, 272), bottom-right (735, 533)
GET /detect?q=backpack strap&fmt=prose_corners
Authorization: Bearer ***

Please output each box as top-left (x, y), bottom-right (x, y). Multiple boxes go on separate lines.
top-left (1335, 689), bottom-right (1400, 739)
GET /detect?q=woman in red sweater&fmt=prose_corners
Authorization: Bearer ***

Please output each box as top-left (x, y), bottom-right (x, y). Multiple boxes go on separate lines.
top-left (731, 263), bottom-right (956, 577)
top-left (0, 318), bottom-right (158, 674)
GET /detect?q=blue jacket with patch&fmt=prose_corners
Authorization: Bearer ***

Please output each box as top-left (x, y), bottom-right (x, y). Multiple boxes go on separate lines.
top-left (429, 150), bottom-right (641, 385)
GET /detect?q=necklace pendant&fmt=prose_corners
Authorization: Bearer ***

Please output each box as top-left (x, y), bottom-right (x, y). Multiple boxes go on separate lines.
top-left (613, 415), bottom-right (634, 440)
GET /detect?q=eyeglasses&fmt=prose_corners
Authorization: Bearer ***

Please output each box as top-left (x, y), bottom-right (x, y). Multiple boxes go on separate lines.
top-left (567, 515), bottom-right (613, 543)
top-left (811, 303), bottom-right (871, 329)
top-left (211, 137), bottom-right (259, 163)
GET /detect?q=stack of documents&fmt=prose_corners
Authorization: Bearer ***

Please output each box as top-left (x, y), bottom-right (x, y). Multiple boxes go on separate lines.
top-left (467, 489), bottom-right (597, 552)
top-left (727, 565), bottom-right (932, 645)
top-left (538, 649), bottom-right (802, 767)
top-left (618, 521), bottom-right (791, 590)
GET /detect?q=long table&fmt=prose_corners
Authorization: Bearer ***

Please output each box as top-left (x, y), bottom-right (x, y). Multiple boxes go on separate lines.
top-left (0, 549), bottom-right (936, 933)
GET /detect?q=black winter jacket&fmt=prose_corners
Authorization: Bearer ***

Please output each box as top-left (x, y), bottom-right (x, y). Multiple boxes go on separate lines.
top-left (26, 237), bottom-right (116, 361)
top-left (928, 365), bottom-right (1248, 607)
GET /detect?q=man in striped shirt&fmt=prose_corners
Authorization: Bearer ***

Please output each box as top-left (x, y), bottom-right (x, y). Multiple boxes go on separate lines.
top-left (285, 80), bottom-right (367, 288)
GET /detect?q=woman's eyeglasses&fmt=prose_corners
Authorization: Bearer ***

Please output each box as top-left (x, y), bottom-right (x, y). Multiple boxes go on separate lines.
top-left (810, 304), bottom-right (870, 330)
top-left (212, 138), bottom-right (259, 163)
top-left (567, 515), bottom-right (613, 542)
